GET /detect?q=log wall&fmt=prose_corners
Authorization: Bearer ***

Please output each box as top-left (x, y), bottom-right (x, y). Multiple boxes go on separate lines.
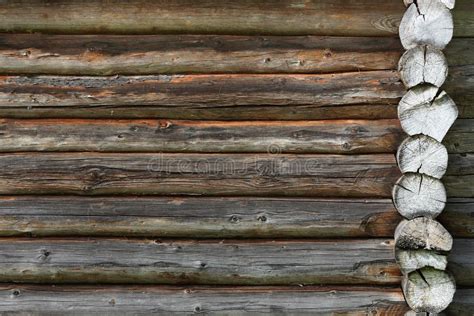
top-left (0, 1), bottom-right (472, 314)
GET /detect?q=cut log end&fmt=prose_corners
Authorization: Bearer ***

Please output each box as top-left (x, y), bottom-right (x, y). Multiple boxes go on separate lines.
top-left (402, 268), bottom-right (456, 313)
top-left (398, 85), bottom-right (458, 142)
top-left (400, 0), bottom-right (454, 50)
top-left (404, 0), bottom-right (455, 10)
top-left (395, 218), bottom-right (453, 252)
top-left (399, 46), bottom-right (448, 89)
top-left (396, 135), bottom-right (448, 179)
top-left (396, 248), bottom-right (448, 274)
top-left (392, 173), bottom-right (446, 219)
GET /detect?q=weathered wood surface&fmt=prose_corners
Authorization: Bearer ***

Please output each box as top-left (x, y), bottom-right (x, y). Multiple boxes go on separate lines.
top-left (0, 119), bottom-right (406, 154)
top-left (0, 66), bottom-right (471, 119)
top-left (402, 268), bottom-right (456, 313)
top-left (393, 174), bottom-right (447, 219)
top-left (398, 85), bottom-right (458, 142)
top-left (0, 238), bottom-right (470, 285)
top-left (0, 118), bottom-right (471, 154)
top-left (447, 287), bottom-right (474, 316)
top-left (0, 0), bottom-right (472, 36)
top-left (0, 153), bottom-right (400, 197)
top-left (395, 249), bottom-right (448, 274)
top-left (0, 197), bottom-right (472, 238)
top-left (0, 35), bottom-right (471, 76)
top-left (0, 153), bottom-right (471, 197)
top-left (0, 285), bottom-right (411, 315)
top-left (397, 135), bottom-right (448, 179)
top-left (0, 197), bottom-right (403, 238)
top-left (0, 238), bottom-right (401, 285)
top-left (395, 218), bottom-right (453, 252)
top-left (399, 0), bottom-right (454, 50)
top-left (0, 34), bottom-right (405, 75)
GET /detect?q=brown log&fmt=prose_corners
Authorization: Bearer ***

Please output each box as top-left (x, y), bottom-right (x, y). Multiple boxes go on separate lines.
top-left (395, 218), bottom-right (453, 252)
top-left (0, 118), bottom-right (405, 154)
top-left (0, 238), bottom-right (401, 285)
top-left (0, 285), bottom-right (411, 315)
top-left (0, 153), bottom-right (400, 197)
top-left (0, 34), bottom-right (404, 75)
top-left (402, 268), bottom-right (456, 313)
top-left (438, 199), bottom-right (474, 238)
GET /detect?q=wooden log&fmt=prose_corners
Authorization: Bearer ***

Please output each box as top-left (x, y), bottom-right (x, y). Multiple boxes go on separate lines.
top-left (0, 153), bottom-right (401, 197)
top-left (400, 0), bottom-right (454, 50)
top-left (0, 196), bottom-right (404, 238)
top-left (398, 85), bottom-right (458, 142)
top-left (396, 135), bottom-right (448, 179)
top-left (392, 173), bottom-right (446, 219)
top-left (0, 34), bottom-right (404, 75)
top-left (0, 285), bottom-right (411, 315)
top-left (0, 35), bottom-right (470, 76)
top-left (404, 0), bottom-right (456, 10)
top-left (402, 268), bottom-right (456, 313)
top-left (0, 118), bottom-right (405, 154)
top-left (398, 46), bottom-right (448, 88)
top-left (395, 218), bottom-right (453, 252)
top-left (438, 199), bottom-right (474, 238)
top-left (395, 249), bottom-right (448, 274)
top-left (0, 238), bottom-right (401, 285)
top-left (448, 239), bottom-right (474, 287)
top-left (447, 288), bottom-right (474, 316)
top-left (445, 153), bottom-right (474, 198)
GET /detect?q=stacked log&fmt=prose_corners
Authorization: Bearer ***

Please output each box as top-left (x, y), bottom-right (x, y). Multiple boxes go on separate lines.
top-left (395, 0), bottom-right (458, 313)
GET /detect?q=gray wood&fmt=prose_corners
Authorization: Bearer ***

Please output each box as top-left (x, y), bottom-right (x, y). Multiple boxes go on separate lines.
top-left (0, 196), bottom-right (403, 238)
top-left (402, 268), bottom-right (456, 313)
top-left (395, 218), bottom-right (453, 252)
top-left (393, 173), bottom-right (446, 219)
top-left (395, 249), bottom-right (448, 274)
top-left (0, 118), bottom-right (405, 154)
top-left (399, 46), bottom-right (448, 88)
top-left (0, 285), bottom-right (411, 315)
top-left (397, 135), bottom-right (448, 179)
top-left (0, 238), bottom-right (400, 285)
top-left (400, 0), bottom-right (454, 50)
top-left (404, 0), bottom-right (456, 10)
top-left (398, 85), bottom-right (458, 142)
top-left (0, 153), bottom-right (401, 197)
top-left (447, 239), bottom-right (474, 287)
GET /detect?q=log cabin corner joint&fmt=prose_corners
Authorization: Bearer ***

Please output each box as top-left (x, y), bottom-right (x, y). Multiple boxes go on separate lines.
top-left (394, 0), bottom-right (457, 313)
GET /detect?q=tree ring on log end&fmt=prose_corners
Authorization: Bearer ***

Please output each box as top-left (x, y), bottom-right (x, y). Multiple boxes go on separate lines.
top-left (393, 173), bottom-right (446, 219)
top-left (396, 135), bottom-right (448, 179)
top-left (398, 85), bottom-right (458, 142)
top-left (402, 267), bottom-right (456, 313)
top-left (395, 248), bottom-right (448, 274)
top-left (399, 46), bottom-right (448, 88)
top-left (395, 218), bottom-right (453, 252)
top-left (400, 0), bottom-right (454, 50)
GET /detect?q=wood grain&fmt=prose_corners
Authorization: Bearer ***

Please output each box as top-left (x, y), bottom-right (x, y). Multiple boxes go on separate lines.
top-left (0, 153), bottom-right (400, 197)
top-left (0, 67), bottom-right (471, 119)
top-left (0, 238), bottom-right (402, 285)
top-left (0, 197), bottom-right (471, 238)
top-left (0, 285), bottom-right (411, 315)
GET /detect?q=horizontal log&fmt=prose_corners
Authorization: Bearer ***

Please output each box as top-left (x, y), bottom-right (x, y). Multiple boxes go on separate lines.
top-left (0, 67), bottom-right (471, 119)
top-left (0, 285), bottom-right (412, 315)
top-left (0, 153), bottom-right (401, 197)
top-left (0, 0), bottom-right (472, 36)
top-left (0, 35), bottom-right (470, 76)
top-left (0, 34), bottom-right (404, 75)
top-left (0, 197), bottom-right (472, 238)
top-left (1, 118), bottom-right (471, 154)
top-left (0, 238), bottom-right (401, 285)
top-left (0, 238), bottom-right (470, 285)
top-left (0, 153), bottom-right (471, 197)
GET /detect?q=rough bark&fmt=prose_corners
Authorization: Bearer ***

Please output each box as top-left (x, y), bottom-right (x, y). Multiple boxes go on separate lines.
top-left (395, 218), bottom-right (453, 252)
top-left (402, 268), bottom-right (456, 313)
top-left (392, 173), bottom-right (446, 219)
top-left (0, 118), bottom-right (405, 154)
top-left (396, 135), bottom-right (448, 179)
top-left (398, 46), bottom-right (448, 88)
top-left (398, 85), bottom-right (458, 142)
top-left (0, 238), bottom-right (400, 285)
top-left (400, 0), bottom-right (454, 50)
